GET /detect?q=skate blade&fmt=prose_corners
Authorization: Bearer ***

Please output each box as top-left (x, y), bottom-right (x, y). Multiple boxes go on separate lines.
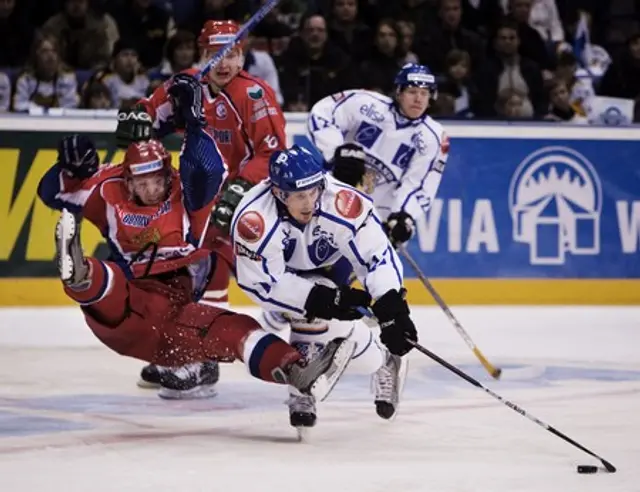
top-left (310, 339), bottom-right (356, 402)
top-left (137, 378), bottom-right (161, 389)
top-left (56, 209), bottom-right (76, 283)
top-left (296, 427), bottom-right (312, 443)
top-left (158, 384), bottom-right (218, 400)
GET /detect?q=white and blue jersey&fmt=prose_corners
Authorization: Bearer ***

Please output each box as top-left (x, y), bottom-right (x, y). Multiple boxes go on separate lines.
top-left (230, 175), bottom-right (404, 315)
top-left (308, 90), bottom-right (449, 221)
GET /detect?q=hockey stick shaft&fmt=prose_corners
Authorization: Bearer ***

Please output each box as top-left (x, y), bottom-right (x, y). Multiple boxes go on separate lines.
top-left (198, 0), bottom-right (281, 78)
top-left (407, 339), bottom-right (617, 472)
top-left (398, 245), bottom-right (501, 379)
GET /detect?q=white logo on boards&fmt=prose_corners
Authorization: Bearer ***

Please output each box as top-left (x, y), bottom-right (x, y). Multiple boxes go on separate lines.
top-left (508, 146), bottom-right (602, 265)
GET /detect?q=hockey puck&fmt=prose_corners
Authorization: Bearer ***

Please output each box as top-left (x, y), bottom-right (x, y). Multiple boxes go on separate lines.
top-left (577, 465), bottom-right (598, 474)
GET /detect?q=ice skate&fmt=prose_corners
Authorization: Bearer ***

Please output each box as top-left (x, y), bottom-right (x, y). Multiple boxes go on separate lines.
top-left (137, 364), bottom-right (170, 389)
top-left (55, 208), bottom-right (89, 288)
top-left (157, 361), bottom-right (220, 399)
top-left (373, 351), bottom-right (408, 420)
top-left (284, 337), bottom-right (356, 402)
top-left (288, 393), bottom-right (317, 428)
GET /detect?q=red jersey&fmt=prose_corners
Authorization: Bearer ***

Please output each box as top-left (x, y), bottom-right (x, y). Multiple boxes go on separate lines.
top-left (49, 164), bottom-right (214, 277)
top-left (141, 69), bottom-right (286, 184)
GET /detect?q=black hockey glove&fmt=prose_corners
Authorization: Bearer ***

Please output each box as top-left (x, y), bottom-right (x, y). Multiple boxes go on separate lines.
top-left (115, 104), bottom-right (153, 149)
top-left (384, 211), bottom-right (416, 247)
top-left (211, 178), bottom-right (254, 234)
top-left (304, 284), bottom-right (372, 321)
top-left (57, 134), bottom-right (99, 179)
top-left (372, 289), bottom-right (417, 356)
top-left (168, 73), bottom-right (206, 129)
top-left (331, 143), bottom-right (367, 187)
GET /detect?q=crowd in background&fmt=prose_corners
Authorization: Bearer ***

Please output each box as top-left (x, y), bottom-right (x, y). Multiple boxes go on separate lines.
top-left (1, 0), bottom-right (640, 123)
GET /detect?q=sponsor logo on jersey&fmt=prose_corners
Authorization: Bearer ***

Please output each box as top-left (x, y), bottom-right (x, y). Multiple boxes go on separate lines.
top-left (251, 107), bottom-right (278, 122)
top-left (508, 146), bottom-right (602, 265)
top-left (215, 102), bottom-right (227, 119)
top-left (118, 201), bottom-right (172, 228)
top-left (237, 211), bottom-right (265, 243)
top-left (235, 242), bottom-right (263, 261)
top-left (359, 103), bottom-right (385, 122)
top-left (213, 129), bottom-right (232, 144)
top-left (247, 84), bottom-right (264, 100)
top-left (354, 121), bottom-right (383, 149)
top-left (308, 226), bottom-right (339, 266)
top-left (334, 189), bottom-right (363, 219)
top-left (391, 144), bottom-right (416, 170)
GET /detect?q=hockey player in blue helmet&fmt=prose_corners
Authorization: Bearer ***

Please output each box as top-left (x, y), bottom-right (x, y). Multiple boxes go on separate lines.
top-left (268, 144), bottom-right (325, 225)
top-left (231, 143), bottom-right (418, 431)
top-left (393, 63), bottom-right (438, 120)
top-left (308, 63), bottom-right (448, 248)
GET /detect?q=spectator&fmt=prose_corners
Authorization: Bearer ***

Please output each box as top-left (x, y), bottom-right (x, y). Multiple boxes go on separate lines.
top-left (178, 0), bottom-right (251, 35)
top-left (553, 50), bottom-right (594, 119)
top-left (376, 0), bottom-right (440, 40)
top-left (89, 39), bottom-right (150, 109)
top-left (439, 49), bottom-right (479, 117)
top-left (397, 20), bottom-right (419, 64)
top-left (12, 33), bottom-right (79, 112)
top-left (147, 30), bottom-right (197, 89)
top-left (251, 0), bottom-right (294, 58)
top-left (359, 19), bottom-right (404, 96)
top-left (598, 33), bottom-right (640, 112)
top-left (414, 0), bottom-right (486, 75)
top-left (500, 0), bottom-right (563, 43)
top-left (0, 71), bottom-right (10, 111)
top-left (278, 13), bottom-right (353, 111)
top-left (327, 0), bottom-right (373, 62)
top-left (475, 18), bottom-right (546, 117)
top-left (0, 0), bottom-right (35, 67)
top-left (244, 41), bottom-right (284, 105)
top-left (110, 0), bottom-right (175, 69)
top-left (42, 0), bottom-right (119, 70)
top-left (495, 87), bottom-right (532, 118)
top-left (80, 80), bottom-right (112, 109)
top-left (429, 91), bottom-right (457, 117)
top-left (507, 0), bottom-right (554, 77)
top-left (461, 0), bottom-right (502, 36)
top-left (545, 78), bottom-right (588, 123)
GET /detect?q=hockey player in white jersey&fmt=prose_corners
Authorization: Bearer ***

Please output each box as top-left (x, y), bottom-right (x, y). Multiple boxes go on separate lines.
top-left (308, 63), bottom-right (449, 247)
top-left (231, 145), bottom-right (418, 430)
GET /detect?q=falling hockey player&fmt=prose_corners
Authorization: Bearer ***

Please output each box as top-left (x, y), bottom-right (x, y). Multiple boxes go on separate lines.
top-left (36, 73), bottom-right (355, 407)
top-left (231, 145), bottom-right (419, 431)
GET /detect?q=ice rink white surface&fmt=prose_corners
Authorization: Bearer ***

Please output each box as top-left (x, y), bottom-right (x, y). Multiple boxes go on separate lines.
top-left (0, 306), bottom-right (638, 492)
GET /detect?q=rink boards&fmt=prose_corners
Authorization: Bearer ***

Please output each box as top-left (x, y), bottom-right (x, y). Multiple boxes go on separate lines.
top-left (0, 114), bottom-right (639, 305)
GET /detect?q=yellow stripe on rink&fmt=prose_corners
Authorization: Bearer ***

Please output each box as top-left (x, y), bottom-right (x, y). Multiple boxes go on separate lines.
top-left (0, 278), bottom-right (639, 306)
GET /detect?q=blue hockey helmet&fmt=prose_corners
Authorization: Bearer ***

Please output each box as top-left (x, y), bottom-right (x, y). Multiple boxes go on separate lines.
top-left (394, 63), bottom-right (437, 96)
top-left (268, 145), bottom-right (325, 193)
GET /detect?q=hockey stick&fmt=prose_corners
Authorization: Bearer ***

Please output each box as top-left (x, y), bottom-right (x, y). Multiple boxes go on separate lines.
top-left (398, 245), bottom-right (502, 379)
top-left (198, 0), bottom-right (281, 78)
top-left (407, 338), bottom-right (617, 473)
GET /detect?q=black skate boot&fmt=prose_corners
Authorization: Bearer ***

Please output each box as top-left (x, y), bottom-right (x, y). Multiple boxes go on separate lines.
top-left (55, 209), bottom-right (89, 288)
top-left (373, 350), bottom-right (408, 420)
top-left (288, 393), bottom-right (317, 428)
top-left (137, 364), bottom-right (171, 389)
top-left (157, 361), bottom-right (220, 400)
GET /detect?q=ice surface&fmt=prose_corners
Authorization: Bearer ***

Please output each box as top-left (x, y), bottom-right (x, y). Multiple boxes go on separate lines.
top-left (0, 306), bottom-right (638, 492)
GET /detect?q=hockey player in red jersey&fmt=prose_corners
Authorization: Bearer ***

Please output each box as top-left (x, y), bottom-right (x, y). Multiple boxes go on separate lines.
top-left (38, 74), bottom-right (354, 402)
top-left (115, 20), bottom-right (287, 393)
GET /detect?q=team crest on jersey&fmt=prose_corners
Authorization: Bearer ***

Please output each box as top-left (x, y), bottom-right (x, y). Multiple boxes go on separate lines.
top-left (308, 226), bottom-right (338, 266)
top-left (132, 227), bottom-right (161, 246)
top-left (247, 84), bottom-right (263, 100)
top-left (411, 132), bottom-right (427, 155)
top-left (354, 121), bottom-right (383, 149)
top-left (215, 102), bottom-right (227, 119)
top-left (334, 190), bottom-right (363, 219)
top-left (237, 211), bottom-right (265, 243)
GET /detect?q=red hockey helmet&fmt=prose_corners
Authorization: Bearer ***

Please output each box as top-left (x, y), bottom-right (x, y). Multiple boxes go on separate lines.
top-left (198, 20), bottom-right (244, 51)
top-left (122, 139), bottom-right (172, 178)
